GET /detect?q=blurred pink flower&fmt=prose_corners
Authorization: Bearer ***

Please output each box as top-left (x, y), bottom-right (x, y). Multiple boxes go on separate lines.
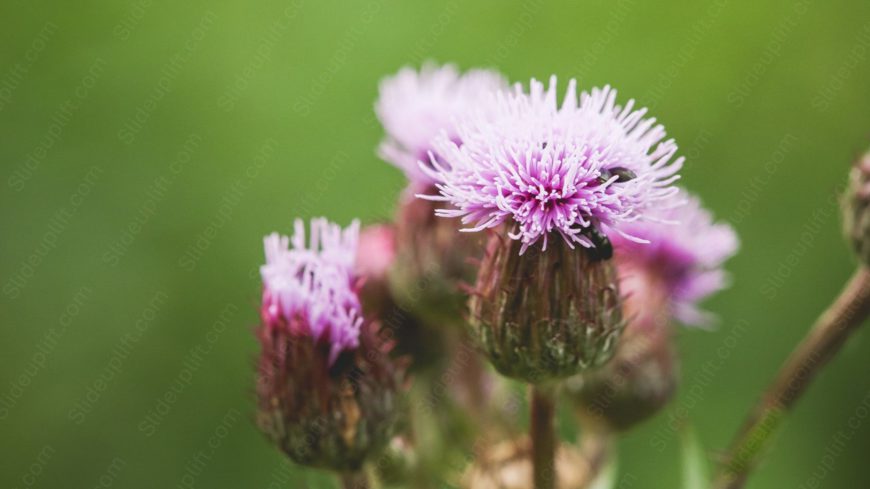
top-left (613, 190), bottom-right (739, 326)
top-left (376, 62), bottom-right (508, 188)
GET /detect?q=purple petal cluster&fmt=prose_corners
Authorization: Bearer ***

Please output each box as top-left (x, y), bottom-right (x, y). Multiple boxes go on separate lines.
top-left (376, 63), bottom-right (507, 188)
top-left (612, 190), bottom-right (739, 326)
top-left (260, 218), bottom-right (362, 364)
top-left (420, 76), bottom-right (683, 254)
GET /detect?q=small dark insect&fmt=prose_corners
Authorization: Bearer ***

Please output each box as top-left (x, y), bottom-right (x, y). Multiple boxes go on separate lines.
top-left (583, 226), bottom-right (613, 261)
top-left (541, 141), bottom-right (548, 149)
top-left (611, 167), bottom-right (637, 182)
top-left (596, 166), bottom-right (637, 185)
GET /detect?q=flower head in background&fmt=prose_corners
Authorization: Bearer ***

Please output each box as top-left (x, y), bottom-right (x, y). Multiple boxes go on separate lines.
top-left (376, 66), bottom-right (504, 328)
top-left (260, 217), bottom-right (362, 364)
top-left (376, 63), bottom-right (508, 188)
top-left (612, 190), bottom-right (739, 326)
top-left (421, 76), bottom-right (683, 255)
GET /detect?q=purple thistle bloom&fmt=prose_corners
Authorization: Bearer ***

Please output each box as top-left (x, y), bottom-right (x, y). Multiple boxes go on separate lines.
top-left (260, 218), bottom-right (362, 364)
top-left (376, 63), bottom-right (508, 188)
top-left (612, 190), bottom-right (739, 326)
top-left (419, 76), bottom-right (684, 254)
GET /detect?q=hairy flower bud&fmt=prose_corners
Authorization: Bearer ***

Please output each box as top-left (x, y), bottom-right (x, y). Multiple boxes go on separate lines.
top-left (255, 218), bottom-right (404, 472)
top-left (570, 330), bottom-right (676, 433)
top-left (470, 234), bottom-right (624, 383)
top-left (843, 152), bottom-right (870, 266)
top-left (565, 270), bottom-right (677, 432)
top-left (256, 325), bottom-right (402, 472)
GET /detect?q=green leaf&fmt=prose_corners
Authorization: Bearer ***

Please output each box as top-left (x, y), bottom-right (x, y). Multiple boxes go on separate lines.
top-left (681, 427), bottom-right (710, 489)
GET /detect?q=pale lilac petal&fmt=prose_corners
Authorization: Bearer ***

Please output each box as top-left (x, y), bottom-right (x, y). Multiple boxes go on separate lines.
top-left (375, 63), bottom-right (508, 187)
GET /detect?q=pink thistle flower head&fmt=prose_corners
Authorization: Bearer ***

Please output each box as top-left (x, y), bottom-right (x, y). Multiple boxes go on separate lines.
top-left (612, 190), bottom-right (739, 326)
top-left (376, 63), bottom-right (508, 188)
top-left (420, 76), bottom-right (684, 255)
top-left (260, 217), bottom-right (362, 364)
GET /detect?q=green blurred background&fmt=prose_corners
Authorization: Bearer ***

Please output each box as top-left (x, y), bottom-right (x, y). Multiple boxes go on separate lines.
top-left (3, 0), bottom-right (870, 487)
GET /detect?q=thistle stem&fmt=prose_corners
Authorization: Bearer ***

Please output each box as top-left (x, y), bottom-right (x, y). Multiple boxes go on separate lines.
top-left (713, 267), bottom-right (870, 489)
top-left (531, 384), bottom-right (558, 489)
top-left (340, 470), bottom-right (369, 489)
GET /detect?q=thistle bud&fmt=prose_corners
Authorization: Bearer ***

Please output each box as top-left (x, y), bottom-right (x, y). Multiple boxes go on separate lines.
top-left (256, 219), bottom-right (403, 472)
top-left (257, 324), bottom-right (402, 471)
top-left (470, 234), bottom-right (624, 383)
top-left (379, 296), bottom-right (448, 373)
top-left (389, 193), bottom-right (482, 327)
top-left (355, 222), bottom-right (450, 373)
top-left (566, 269), bottom-right (677, 432)
top-left (843, 152), bottom-right (870, 266)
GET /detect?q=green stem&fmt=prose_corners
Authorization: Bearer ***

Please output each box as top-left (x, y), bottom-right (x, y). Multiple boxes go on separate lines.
top-left (531, 384), bottom-right (558, 489)
top-left (713, 267), bottom-right (870, 488)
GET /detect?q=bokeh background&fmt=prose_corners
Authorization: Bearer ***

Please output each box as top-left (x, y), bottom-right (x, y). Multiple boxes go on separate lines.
top-left (3, 0), bottom-right (870, 487)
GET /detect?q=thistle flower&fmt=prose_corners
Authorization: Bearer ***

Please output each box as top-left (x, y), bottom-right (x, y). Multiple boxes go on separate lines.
top-left (256, 218), bottom-right (402, 473)
top-left (421, 76), bottom-right (683, 255)
top-left (422, 77), bottom-right (684, 381)
top-left (611, 189), bottom-right (739, 326)
top-left (843, 151), bottom-right (870, 266)
top-left (376, 63), bottom-right (508, 189)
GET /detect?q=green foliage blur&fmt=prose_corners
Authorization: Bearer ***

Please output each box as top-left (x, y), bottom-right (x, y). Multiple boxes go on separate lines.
top-left (3, 0), bottom-right (870, 487)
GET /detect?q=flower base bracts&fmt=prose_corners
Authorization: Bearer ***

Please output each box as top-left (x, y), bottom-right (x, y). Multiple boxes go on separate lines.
top-left (470, 233), bottom-right (625, 383)
top-left (256, 324), bottom-right (402, 472)
top-left (567, 325), bottom-right (676, 432)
